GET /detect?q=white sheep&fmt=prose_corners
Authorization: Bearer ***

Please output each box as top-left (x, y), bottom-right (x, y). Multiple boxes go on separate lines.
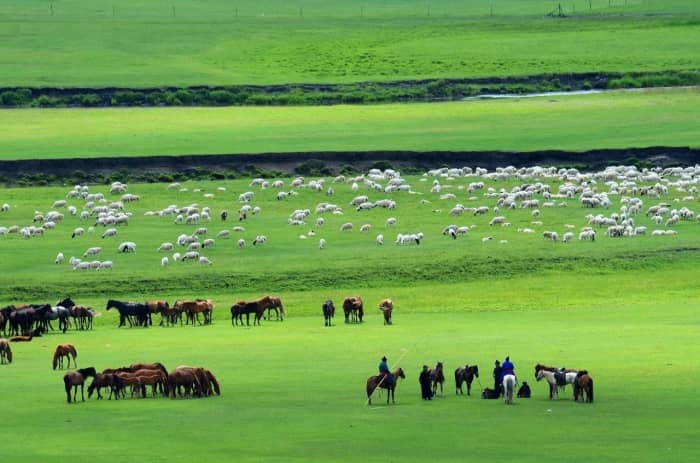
top-left (158, 242), bottom-right (174, 252)
top-left (562, 232), bottom-right (574, 243)
top-left (101, 228), bottom-right (118, 238)
top-left (55, 252), bottom-right (64, 264)
top-left (376, 234), bottom-right (384, 245)
top-left (161, 256), bottom-right (169, 267)
top-left (83, 247), bottom-right (102, 257)
top-left (340, 222), bottom-right (353, 232)
top-left (98, 261), bottom-right (113, 270)
top-left (172, 252), bottom-right (181, 262)
top-left (181, 251), bottom-right (200, 262)
top-left (237, 239), bottom-right (246, 249)
top-left (316, 218), bottom-right (325, 227)
top-left (360, 224), bottom-right (372, 233)
top-left (252, 235), bottom-right (267, 246)
top-left (117, 241), bottom-right (136, 253)
top-left (386, 217), bottom-right (397, 227)
top-left (319, 238), bottom-right (326, 249)
top-left (199, 256), bottom-right (213, 265)
top-left (1, 203), bottom-right (9, 212)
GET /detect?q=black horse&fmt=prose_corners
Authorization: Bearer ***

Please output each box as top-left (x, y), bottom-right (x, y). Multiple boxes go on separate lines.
top-left (455, 365), bottom-right (479, 396)
top-left (106, 300), bottom-right (149, 327)
top-left (322, 300), bottom-right (335, 327)
top-left (230, 301), bottom-right (262, 326)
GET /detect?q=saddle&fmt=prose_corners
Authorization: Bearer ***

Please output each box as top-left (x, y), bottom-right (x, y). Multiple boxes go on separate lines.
top-left (554, 370), bottom-right (567, 386)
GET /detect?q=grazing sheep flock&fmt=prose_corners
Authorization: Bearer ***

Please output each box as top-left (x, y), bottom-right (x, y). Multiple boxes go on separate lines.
top-left (0, 166), bottom-right (699, 275)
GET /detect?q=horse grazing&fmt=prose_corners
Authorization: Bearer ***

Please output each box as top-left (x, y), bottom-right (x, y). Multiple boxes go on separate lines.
top-left (322, 300), bottom-right (335, 327)
top-left (429, 362), bottom-right (445, 397)
top-left (0, 339), bottom-right (12, 364)
top-left (168, 367), bottom-right (201, 399)
top-left (342, 296), bottom-right (363, 324)
top-left (53, 343), bottom-right (78, 370)
top-left (64, 367), bottom-right (97, 403)
top-left (366, 367), bottom-right (405, 405)
top-left (573, 371), bottom-right (594, 403)
top-left (88, 373), bottom-right (122, 400)
top-left (230, 301), bottom-right (263, 326)
top-left (503, 374), bottom-right (516, 405)
top-left (454, 365), bottom-right (479, 395)
top-left (105, 299), bottom-right (149, 327)
top-left (377, 298), bottom-right (394, 325)
top-left (260, 295), bottom-right (285, 321)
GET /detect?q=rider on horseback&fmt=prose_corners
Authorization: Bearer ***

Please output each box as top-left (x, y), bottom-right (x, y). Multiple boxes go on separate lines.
top-left (502, 356), bottom-right (516, 381)
top-left (378, 356), bottom-right (394, 387)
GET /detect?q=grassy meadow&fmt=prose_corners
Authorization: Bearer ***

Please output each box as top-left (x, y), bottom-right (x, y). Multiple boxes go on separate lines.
top-left (1, 87), bottom-right (698, 160)
top-left (1, 170), bottom-right (700, 461)
top-left (0, 0), bottom-right (698, 87)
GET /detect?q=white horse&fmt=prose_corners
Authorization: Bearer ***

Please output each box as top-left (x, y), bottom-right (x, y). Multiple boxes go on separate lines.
top-left (502, 374), bottom-right (516, 405)
top-left (535, 369), bottom-right (577, 400)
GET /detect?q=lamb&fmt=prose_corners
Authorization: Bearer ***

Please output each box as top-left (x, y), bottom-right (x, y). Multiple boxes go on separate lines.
top-left (161, 256), bottom-right (169, 267)
top-left (202, 239), bottom-right (215, 248)
top-left (237, 239), bottom-right (245, 249)
top-left (55, 252), bottom-right (64, 264)
top-left (376, 234), bottom-right (384, 245)
top-left (199, 256), bottom-right (213, 265)
top-left (252, 235), bottom-right (267, 246)
top-left (360, 224), bottom-right (372, 233)
top-left (542, 231), bottom-right (558, 241)
top-left (319, 238), bottom-right (326, 250)
top-left (101, 228), bottom-right (118, 238)
top-left (1, 203), bottom-right (9, 212)
top-left (173, 252), bottom-right (181, 262)
top-left (340, 222), bottom-right (353, 232)
top-left (562, 232), bottom-right (574, 243)
top-left (386, 217), bottom-right (397, 227)
top-left (158, 242), bottom-right (174, 252)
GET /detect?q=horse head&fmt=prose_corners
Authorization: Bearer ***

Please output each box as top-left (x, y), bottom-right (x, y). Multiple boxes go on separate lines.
top-left (58, 297), bottom-right (76, 309)
top-left (472, 365), bottom-right (479, 378)
top-left (78, 367), bottom-right (97, 378)
top-left (395, 368), bottom-right (406, 380)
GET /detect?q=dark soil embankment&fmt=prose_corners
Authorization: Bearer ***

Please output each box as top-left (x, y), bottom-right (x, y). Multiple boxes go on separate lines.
top-left (1, 70), bottom-right (698, 108)
top-left (1, 147), bottom-right (698, 186)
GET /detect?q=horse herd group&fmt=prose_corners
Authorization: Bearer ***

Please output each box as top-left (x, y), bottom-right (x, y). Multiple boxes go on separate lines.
top-left (322, 297), bottom-right (394, 326)
top-left (0, 297), bottom-right (94, 338)
top-left (366, 362), bottom-right (594, 406)
top-left (51, 344), bottom-right (220, 403)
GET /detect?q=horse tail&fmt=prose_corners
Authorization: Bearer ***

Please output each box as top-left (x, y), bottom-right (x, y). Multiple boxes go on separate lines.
top-left (6, 345), bottom-right (11, 364)
top-left (52, 348), bottom-right (59, 370)
top-left (588, 378), bottom-right (594, 403)
top-left (207, 370), bottom-right (221, 395)
top-left (64, 375), bottom-right (72, 403)
top-left (366, 378), bottom-right (374, 399)
top-left (71, 345), bottom-right (77, 359)
top-left (155, 362), bottom-right (168, 378)
top-left (279, 302), bottom-right (285, 318)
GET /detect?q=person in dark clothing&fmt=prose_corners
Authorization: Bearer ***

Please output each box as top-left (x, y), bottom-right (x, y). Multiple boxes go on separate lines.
top-left (493, 360), bottom-right (503, 397)
top-left (378, 356), bottom-right (393, 388)
top-left (419, 365), bottom-right (432, 400)
top-left (517, 381), bottom-right (531, 398)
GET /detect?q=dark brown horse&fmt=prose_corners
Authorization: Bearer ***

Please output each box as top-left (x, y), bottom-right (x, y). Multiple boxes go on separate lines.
top-left (261, 296), bottom-right (285, 321)
top-left (377, 299), bottom-right (394, 325)
top-left (88, 373), bottom-right (122, 400)
top-left (366, 367), bottom-right (405, 405)
top-left (168, 367), bottom-right (201, 399)
top-left (174, 300), bottom-right (213, 325)
top-left (0, 339), bottom-right (12, 364)
top-left (230, 300), bottom-right (264, 326)
top-left (322, 300), bottom-right (335, 327)
top-left (146, 300), bottom-right (169, 326)
top-left (430, 362), bottom-right (445, 397)
top-left (573, 371), bottom-right (594, 403)
top-left (64, 367), bottom-right (97, 403)
top-left (343, 296), bottom-right (363, 323)
top-left (53, 343), bottom-right (78, 370)
top-left (455, 364), bottom-right (479, 395)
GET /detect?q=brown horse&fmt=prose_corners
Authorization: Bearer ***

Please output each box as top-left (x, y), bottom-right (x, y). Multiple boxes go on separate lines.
top-left (429, 362), bottom-right (445, 397)
top-left (168, 367), bottom-right (201, 399)
top-left (53, 343), bottom-right (78, 370)
top-left (573, 371), bottom-right (594, 403)
top-left (64, 367), bottom-right (97, 403)
top-left (455, 364), bottom-right (479, 396)
top-left (366, 367), bottom-right (405, 405)
top-left (261, 296), bottom-right (285, 321)
top-left (343, 296), bottom-right (364, 323)
top-left (377, 299), bottom-right (394, 325)
top-left (88, 373), bottom-right (121, 400)
top-left (146, 300), bottom-right (169, 326)
top-left (230, 300), bottom-right (264, 326)
top-left (174, 300), bottom-right (213, 325)
top-left (0, 339), bottom-right (12, 364)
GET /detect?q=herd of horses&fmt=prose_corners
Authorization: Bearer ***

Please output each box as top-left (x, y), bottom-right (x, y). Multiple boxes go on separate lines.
top-left (63, 362), bottom-right (220, 403)
top-left (366, 362), bottom-right (594, 405)
top-left (0, 297), bottom-right (93, 337)
top-left (105, 299), bottom-right (215, 327)
top-left (321, 297), bottom-right (393, 326)
top-left (230, 295), bottom-right (284, 326)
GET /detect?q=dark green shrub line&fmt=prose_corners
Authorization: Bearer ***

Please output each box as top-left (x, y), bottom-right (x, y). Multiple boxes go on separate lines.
top-left (1, 70), bottom-right (697, 108)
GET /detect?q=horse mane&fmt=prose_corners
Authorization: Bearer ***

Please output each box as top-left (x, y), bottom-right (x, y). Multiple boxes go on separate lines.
top-left (155, 362), bottom-right (169, 377)
top-left (205, 370), bottom-right (220, 395)
top-left (78, 367), bottom-right (96, 377)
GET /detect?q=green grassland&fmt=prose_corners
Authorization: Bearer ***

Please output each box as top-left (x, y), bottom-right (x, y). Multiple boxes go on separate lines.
top-left (1, 88), bottom-right (698, 160)
top-left (2, 172), bottom-right (700, 461)
top-left (0, 0), bottom-right (698, 87)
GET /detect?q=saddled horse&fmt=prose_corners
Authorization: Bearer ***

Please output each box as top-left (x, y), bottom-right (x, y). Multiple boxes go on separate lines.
top-left (377, 298), bottom-right (394, 325)
top-left (53, 343), bottom-right (78, 370)
top-left (573, 370), bottom-right (594, 403)
top-left (106, 299), bottom-right (149, 327)
top-left (260, 296), bottom-right (285, 321)
top-left (454, 364), bottom-right (479, 396)
top-left (535, 368), bottom-right (578, 400)
top-left (322, 300), bottom-right (335, 327)
top-left (366, 367), bottom-right (405, 405)
top-left (429, 362), bottom-right (445, 397)
top-left (64, 367), bottom-right (97, 403)
top-left (343, 296), bottom-right (363, 324)
top-left (503, 374), bottom-right (517, 405)
top-left (0, 339), bottom-right (12, 364)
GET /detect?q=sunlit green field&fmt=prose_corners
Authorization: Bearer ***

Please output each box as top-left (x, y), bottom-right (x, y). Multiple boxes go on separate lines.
top-left (0, 0), bottom-right (698, 87)
top-left (1, 88), bottom-right (698, 160)
top-left (2, 170), bottom-right (700, 461)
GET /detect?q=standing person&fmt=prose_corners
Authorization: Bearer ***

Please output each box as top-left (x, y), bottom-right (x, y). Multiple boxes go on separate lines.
top-left (419, 365), bottom-right (432, 400)
top-left (378, 356), bottom-right (393, 388)
top-left (493, 360), bottom-right (503, 396)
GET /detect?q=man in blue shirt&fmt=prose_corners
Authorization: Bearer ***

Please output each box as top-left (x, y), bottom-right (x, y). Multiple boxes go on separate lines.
top-left (502, 356), bottom-right (515, 379)
top-left (378, 356), bottom-right (394, 387)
